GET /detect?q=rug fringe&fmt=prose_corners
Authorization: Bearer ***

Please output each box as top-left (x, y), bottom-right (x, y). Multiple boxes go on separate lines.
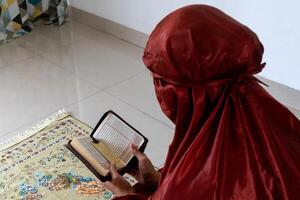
top-left (0, 110), bottom-right (70, 152)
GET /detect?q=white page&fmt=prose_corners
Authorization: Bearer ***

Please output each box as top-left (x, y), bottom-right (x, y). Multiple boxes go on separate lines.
top-left (93, 113), bottom-right (144, 164)
top-left (74, 136), bottom-right (109, 165)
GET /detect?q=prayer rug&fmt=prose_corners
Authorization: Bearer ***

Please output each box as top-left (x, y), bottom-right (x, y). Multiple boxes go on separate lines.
top-left (0, 111), bottom-right (113, 200)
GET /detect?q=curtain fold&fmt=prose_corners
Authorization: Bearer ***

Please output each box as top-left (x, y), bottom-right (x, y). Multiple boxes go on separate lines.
top-left (0, 0), bottom-right (68, 45)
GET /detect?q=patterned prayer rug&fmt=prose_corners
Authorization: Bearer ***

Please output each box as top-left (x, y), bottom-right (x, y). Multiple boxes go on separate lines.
top-left (0, 111), bottom-right (113, 200)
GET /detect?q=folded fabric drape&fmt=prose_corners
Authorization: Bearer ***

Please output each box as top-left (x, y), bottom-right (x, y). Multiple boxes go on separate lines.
top-left (145, 5), bottom-right (300, 200)
top-left (0, 0), bottom-right (68, 45)
top-left (116, 4), bottom-right (300, 200)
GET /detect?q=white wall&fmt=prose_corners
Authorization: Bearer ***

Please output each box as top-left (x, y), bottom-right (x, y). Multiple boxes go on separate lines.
top-left (70, 0), bottom-right (300, 90)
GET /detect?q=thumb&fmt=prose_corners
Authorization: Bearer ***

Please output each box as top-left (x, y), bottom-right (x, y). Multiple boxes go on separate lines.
top-left (131, 144), bottom-right (145, 161)
top-left (109, 162), bottom-right (119, 179)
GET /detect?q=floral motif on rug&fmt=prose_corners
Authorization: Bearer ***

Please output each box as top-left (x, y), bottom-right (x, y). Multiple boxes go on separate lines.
top-left (0, 113), bottom-right (113, 200)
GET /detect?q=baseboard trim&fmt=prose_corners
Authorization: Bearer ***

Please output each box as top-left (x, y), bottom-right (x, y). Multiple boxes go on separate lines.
top-left (70, 6), bottom-right (148, 48)
top-left (70, 6), bottom-right (300, 115)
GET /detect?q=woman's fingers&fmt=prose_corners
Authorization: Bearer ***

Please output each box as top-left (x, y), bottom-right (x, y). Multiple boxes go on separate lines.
top-left (103, 167), bottom-right (135, 197)
top-left (131, 144), bottom-right (146, 161)
top-left (109, 162), bottom-right (119, 179)
top-left (104, 181), bottom-right (113, 190)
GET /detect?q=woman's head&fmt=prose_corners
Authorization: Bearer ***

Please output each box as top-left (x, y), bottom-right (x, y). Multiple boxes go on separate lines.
top-left (143, 5), bottom-right (265, 122)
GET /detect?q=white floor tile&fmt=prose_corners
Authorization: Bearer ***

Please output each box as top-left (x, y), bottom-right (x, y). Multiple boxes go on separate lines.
top-left (33, 21), bottom-right (101, 46)
top-left (0, 56), bottom-right (99, 136)
top-left (66, 92), bottom-right (174, 167)
top-left (0, 42), bottom-right (35, 68)
top-left (106, 71), bottom-right (174, 128)
top-left (14, 28), bottom-right (63, 54)
top-left (40, 35), bottom-right (145, 89)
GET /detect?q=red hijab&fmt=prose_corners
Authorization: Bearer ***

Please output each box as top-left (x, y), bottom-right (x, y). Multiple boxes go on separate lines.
top-left (142, 5), bottom-right (300, 200)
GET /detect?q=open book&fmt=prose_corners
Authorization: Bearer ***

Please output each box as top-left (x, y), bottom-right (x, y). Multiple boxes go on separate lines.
top-left (65, 111), bottom-right (148, 181)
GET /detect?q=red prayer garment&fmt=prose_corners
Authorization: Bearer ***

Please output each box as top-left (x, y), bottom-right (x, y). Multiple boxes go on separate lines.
top-left (116, 5), bottom-right (300, 200)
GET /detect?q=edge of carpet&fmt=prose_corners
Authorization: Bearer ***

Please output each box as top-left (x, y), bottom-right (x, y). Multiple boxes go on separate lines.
top-left (0, 110), bottom-right (70, 152)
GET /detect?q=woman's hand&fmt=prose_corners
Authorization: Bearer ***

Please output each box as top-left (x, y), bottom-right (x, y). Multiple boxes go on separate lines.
top-left (131, 145), bottom-right (161, 189)
top-left (104, 162), bottom-right (135, 197)
top-left (103, 146), bottom-right (161, 197)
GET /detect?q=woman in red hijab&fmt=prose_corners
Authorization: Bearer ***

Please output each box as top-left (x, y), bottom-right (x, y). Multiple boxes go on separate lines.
top-left (104, 5), bottom-right (300, 200)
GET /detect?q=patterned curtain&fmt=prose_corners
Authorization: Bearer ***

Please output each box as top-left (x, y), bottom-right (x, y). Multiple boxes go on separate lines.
top-left (0, 0), bottom-right (68, 45)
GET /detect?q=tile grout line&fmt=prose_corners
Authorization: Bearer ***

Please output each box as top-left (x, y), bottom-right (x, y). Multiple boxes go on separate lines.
top-left (0, 54), bottom-right (37, 71)
top-left (104, 91), bottom-right (175, 130)
top-left (72, 19), bottom-right (146, 50)
top-left (100, 70), bottom-right (146, 90)
top-left (0, 89), bottom-right (107, 139)
top-left (61, 66), bottom-right (144, 117)
top-left (0, 20), bottom-right (173, 140)
top-left (0, 87), bottom-right (174, 140)
top-left (0, 70), bottom-right (147, 137)
top-left (0, 53), bottom-right (151, 137)
top-left (37, 54), bottom-right (104, 90)
top-left (38, 52), bottom-right (147, 93)
top-left (25, 20), bottom-right (148, 94)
